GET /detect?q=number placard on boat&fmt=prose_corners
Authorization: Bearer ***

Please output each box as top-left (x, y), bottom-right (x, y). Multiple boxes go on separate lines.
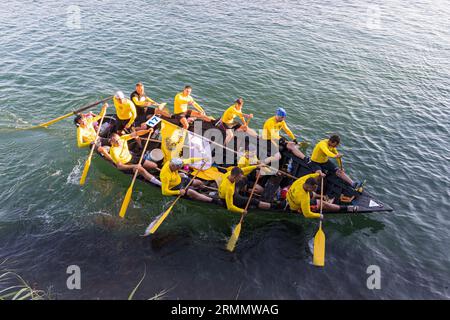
top-left (146, 115), bottom-right (162, 128)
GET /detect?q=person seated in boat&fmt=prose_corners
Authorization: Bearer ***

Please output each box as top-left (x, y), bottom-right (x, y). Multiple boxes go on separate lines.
top-left (74, 102), bottom-right (113, 161)
top-left (261, 107), bottom-right (308, 163)
top-left (130, 82), bottom-right (170, 130)
top-left (219, 166), bottom-right (275, 214)
top-left (285, 171), bottom-right (359, 217)
top-left (310, 134), bottom-right (362, 189)
top-left (109, 129), bottom-right (161, 186)
top-left (236, 146), bottom-right (265, 195)
top-left (160, 157), bottom-right (216, 203)
top-left (173, 85), bottom-right (214, 130)
top-left (217, 98), bottom-right (257, 145)
top-left (113, 91), bottom-right (137, 133)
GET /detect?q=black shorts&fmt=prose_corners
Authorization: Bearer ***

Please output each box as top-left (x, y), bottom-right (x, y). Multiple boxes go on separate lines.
top-left (135, 107), bottom-right (156, 126)
top-left (114, 116), bottom-right (132, 132)
top-left (128, 154), bottom-right (141, 165)
top-left (232, 193), bottom-right (260, 209)
top-left (172, 110), bottom-right (193, 120)
top-left (172, 176), bottom-right (190, 191)
top-left (216, 120), bottom-right (242, 131)
top-left (310, 160), bottom-right (338, 174)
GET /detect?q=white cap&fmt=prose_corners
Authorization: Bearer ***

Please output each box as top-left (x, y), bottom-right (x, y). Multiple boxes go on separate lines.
top-left (170, 158), bottom-right (183, 167)
top-left (115, 91), bottom-right (125, 99)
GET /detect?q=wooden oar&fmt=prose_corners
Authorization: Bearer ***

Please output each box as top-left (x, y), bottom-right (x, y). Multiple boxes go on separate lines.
top-left (337, 157), bottom-right (343, 170)
top-left (29, 96), bottom-right (112, 129)
top-left (119, 129), bottom-right (154, 218)
top-left (79, 107), bottom-right (108, 185)
top-left (313, 177), bottom-right (326, 267)
top-left (143, 162), bottom-right (207, 235)
top-left (226, 171), bottom-right (261, 252)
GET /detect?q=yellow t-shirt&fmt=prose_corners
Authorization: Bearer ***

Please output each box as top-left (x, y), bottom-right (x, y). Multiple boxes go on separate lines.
top-left (109, 134), bottom-right (133, 164)
top-left (160, 158), bottom-right (205, 196)
top-left (218, 165), bottom-right (257, 213)
top-left (113, 97), bottom-right (137, 127)
top-left (173, 92), bottom-right (194, 114)
top-left (76, 108), bottom-right (106, 148)
top-left (286, 173), bottom-right (321, 218)
top-left (221, 104), bottom-right (245, 125)
top-left (262, 116), bottom-right (295, 141)
top-left (311, 139), bottom-right (337, 164)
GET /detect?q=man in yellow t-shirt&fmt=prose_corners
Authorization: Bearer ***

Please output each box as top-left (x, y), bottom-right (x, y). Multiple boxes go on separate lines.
top-left (261, 107), bottom-right (308, 164)
top-left (130, 82), bottom-right (170, 130)
top-left (310, 134), bottom-right (361, 189)
top-left (285, 171), bottom-right (359, 216)
top-left (109, 129), bottom-right (161, 186)
top-left (173, 85), bottom-right (214, 129)
top-left (113, 91), bottom-right (137, 133)
top-left (217, 98), bottom-right (258, 145)
top-left (218, 166), bottom-right (272, 214)
top-left (160, 157), bottom-right (216, 203)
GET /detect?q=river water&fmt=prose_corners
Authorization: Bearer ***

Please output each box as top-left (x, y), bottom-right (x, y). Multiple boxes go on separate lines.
top-left (0, 0), bottom-right (449, 299)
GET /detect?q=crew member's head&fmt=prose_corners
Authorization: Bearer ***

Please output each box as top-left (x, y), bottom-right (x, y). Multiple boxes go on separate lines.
top-left (235, 97), bottom-right (244, 108)
top-left (303, 177), bottom-right (319, 193)
top-left (110, 133), bottom-right (122, 147)
top-left (115, 91), bottom-right (125, 103)
top-left (169, 158), bottom-right (184, 171)
top-left (229, 166), bottom-right (244, 183)
top-left (74, 114), bottom-right (87, 127)
top-left (328, 134), bottom-right (341, 148)
top-left (275, 107), bottom-right (287, 122)
top-left (136, 82), bottom-right (145, 96)
top-left (183, 85), bottom-right (192, 96)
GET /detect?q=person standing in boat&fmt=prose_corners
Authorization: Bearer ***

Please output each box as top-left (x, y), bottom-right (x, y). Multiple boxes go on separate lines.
top-left (173, 85), bottom-right (214, 129)
top-left (113, 91), bottom-right (137, 133)
top-left (219, 166), bottom-right (274, 214)
top-left (160, 158), bottom-right (216, 203)
top-left (109, 129), bottom-right (161, 186)
top-left (130, 82), bottom-right (169, 130)
top-left (261, 107), bottom-right (308, 163)
top-left (217, 98), bottom-right (257, 145)
top-left (285, 171), bottom-right (359, 216)
top-left (309, 134), bottom-right (362, 189)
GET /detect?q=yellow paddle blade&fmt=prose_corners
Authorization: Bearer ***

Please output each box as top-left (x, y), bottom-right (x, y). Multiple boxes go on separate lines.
top-left (119, 185), bottom-right (134, 218)
top-left (226, 222), bottom-right (242, 252)
top-left (144, 204), bottom-right (174, 235)
top-left (79, 158), bottom-right (91, 186)
top-left (35, 112), bottom-right (73, 129)
top-left (313, 224), bottom-right (326, 267)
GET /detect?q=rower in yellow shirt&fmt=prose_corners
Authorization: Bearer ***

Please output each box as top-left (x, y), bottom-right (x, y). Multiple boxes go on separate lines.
top-left (113, 91), bottom-right (137, 132)
top-left (310, 134), bottom-right (362, 189)
top-left (217, 98), bottom-right (258, 145)
top-left (74, 102), bottom-right (113, 161)
top-left (173, 85), bottom-right (214, 129)
top-left (218, 165), bottom-right (272, 214)
top-left (109, 129), bottom-right (161, 186)
top-left (286, 171), bottom-right (359, 217)
top-left (261, 107), bottom-right (308, 163)
top-left (160, 157), bottom-right (215, 203)
top-left (130, 82), bottom-right (170, 130)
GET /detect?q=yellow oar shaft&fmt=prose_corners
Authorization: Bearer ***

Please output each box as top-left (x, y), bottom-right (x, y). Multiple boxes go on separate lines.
top-left (79, 110), bottom-right (107, 185)
top-left (148, 162), bottom-right (206, 234)
top-left (119, 130), bottom-right (153, 218)
top-left (32, 96), bottom-right (113, 129)
top-left (313, 177), bottom-right (326, 267)
top-left (226, 171), bottom-right (261, 252)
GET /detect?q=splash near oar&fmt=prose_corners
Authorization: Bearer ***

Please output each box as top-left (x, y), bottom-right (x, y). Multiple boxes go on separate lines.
top-left (313, 177), bottom-right (326, 267)
top-left (29, 96), bottom-right (112, 129)
top-left (79, 104), bottom-right (108, 185)
top-left (226, 171), bottom-right (261, 252)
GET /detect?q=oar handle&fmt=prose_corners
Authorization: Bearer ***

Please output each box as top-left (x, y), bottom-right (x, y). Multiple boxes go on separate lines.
top-left (73, 96), bottom-right (113, 115)
top-left (130, 129), bottom-right (154, 181)
top-left (87, 108), bottom-right (108, 158)
top-left (239, 170), bottom-right (262, 224)
top-left (319, 176), bottom-right (324, 217)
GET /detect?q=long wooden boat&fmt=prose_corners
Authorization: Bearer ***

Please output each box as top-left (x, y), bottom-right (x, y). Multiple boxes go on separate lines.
top-left (92, 114), bottom-right (393, 215)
